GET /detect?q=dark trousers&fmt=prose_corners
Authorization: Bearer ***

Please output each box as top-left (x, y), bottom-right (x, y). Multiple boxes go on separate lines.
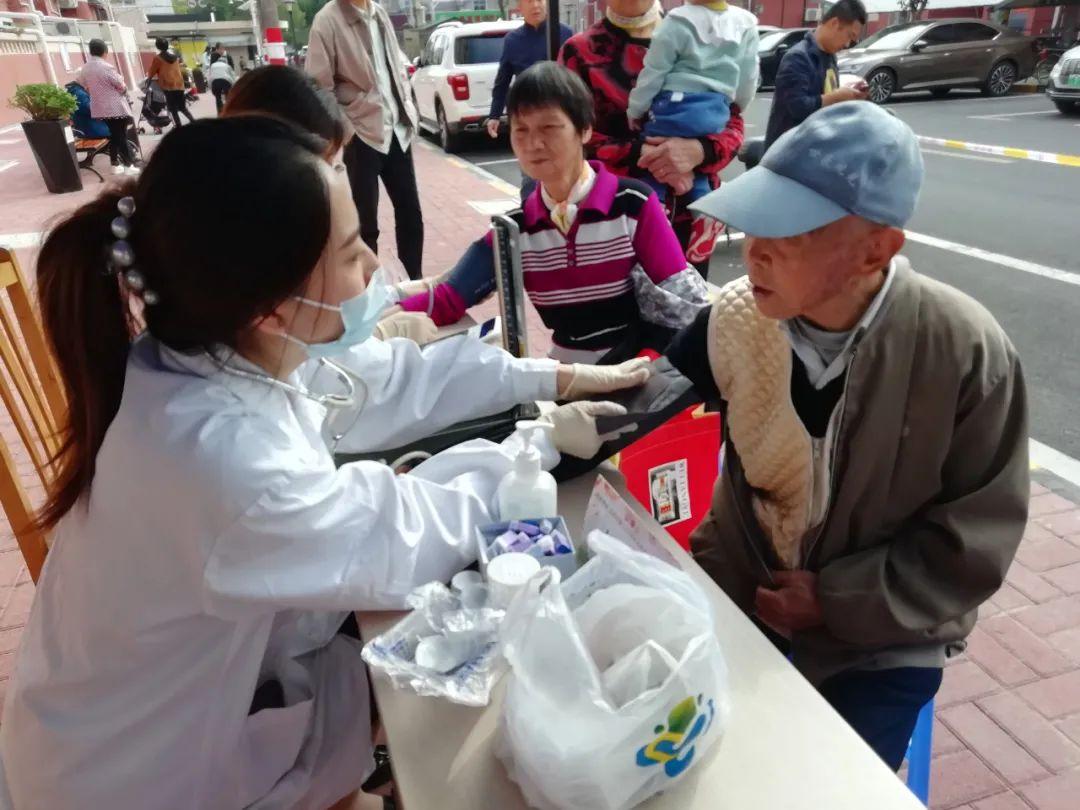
top-left (164, 89), bottom-right (194, 127)
top-left (344, 135), bottom-right (424, 280)
top-left (101, 117), bottom-right (134, 166)
top-left (756, 621), bottom-right (942, 770)
top-left (211, 79), bottom-right (232, 115)
top-left (820, 667), bottom-right (943, 771)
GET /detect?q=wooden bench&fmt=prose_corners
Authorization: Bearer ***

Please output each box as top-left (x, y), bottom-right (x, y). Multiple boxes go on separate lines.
top-left (73, 137), bottom-right (109, 183)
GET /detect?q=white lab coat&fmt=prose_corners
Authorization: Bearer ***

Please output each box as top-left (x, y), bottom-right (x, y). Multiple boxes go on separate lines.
top-left (0, 335), bottom-right (558, 810)
top-left (311, 333), bottom-right (559, 454)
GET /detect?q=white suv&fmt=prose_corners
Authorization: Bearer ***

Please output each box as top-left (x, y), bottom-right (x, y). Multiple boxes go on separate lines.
top-left (411, 19), bottom-right (523, 153)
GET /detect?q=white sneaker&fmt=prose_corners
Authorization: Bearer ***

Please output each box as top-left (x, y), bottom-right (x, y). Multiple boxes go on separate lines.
top-left (111, 165), bottom-right (125, 176)
top-left (125, 166), bottom-right (141, 176)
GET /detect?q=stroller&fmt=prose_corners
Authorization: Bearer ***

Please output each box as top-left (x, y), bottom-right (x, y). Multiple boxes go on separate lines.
top-left (139, 77), bottom-right (173, 135)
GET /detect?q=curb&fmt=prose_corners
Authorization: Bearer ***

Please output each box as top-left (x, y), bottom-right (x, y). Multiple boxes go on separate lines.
top-left (415, 139), bottom-right (520, 198)
top-left (917, 135), bottom-right (1080, 168)
top-left (1010, 84), bottom-right (1043, 94)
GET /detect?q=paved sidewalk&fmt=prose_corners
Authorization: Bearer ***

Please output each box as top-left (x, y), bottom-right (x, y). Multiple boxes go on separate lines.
top-left (3, 115), bottom-right (1080, 809)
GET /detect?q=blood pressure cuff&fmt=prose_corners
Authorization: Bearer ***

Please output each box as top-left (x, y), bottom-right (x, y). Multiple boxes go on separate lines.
top-left (332, 403), bottom-right (540, 470)
top-left (552, 357), bottom-right (704, 482)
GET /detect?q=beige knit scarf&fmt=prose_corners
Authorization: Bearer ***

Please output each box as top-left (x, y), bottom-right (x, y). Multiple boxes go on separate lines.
top-left (707, 276), bottom-right (814, 569)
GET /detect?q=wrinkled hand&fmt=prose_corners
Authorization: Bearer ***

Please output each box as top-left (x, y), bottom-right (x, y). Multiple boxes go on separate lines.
top-left (557, 357), bottom-right (653, 399)
top-left (372, 311), bottom-right (438, 344)
top-left (485, 118), bottom-right (500, 139)
top-left (754, 571), bottom-right (825, 635)
top-left (638, 137), bottom-right (705, 186)
top-left (541, 401), bottom-right (636, 459)
top-left (670, 171), bottom-right (695, 196)
top-left (828, 86), bottom-right (869, 104)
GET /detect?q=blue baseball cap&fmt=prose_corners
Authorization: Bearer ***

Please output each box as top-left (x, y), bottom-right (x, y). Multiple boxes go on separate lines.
top-left (690, 102), bottom-right (924, 238)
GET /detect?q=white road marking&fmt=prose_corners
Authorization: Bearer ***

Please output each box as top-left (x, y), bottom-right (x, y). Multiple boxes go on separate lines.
top-left (0, 124), bottom-right (21, 135)
top-left (904, 231), bottom-right (1080, 287)
top-left (920, 147), bottom-right (1012, 164)
top-left (1030, 440), bottom-right (1080, 489)
top-left (968, 110), bottom-right (1060, 120)
top-left (0, 160), bottom-right (17, 173)
top-left (890, 94), bottom-right (1034, 107)
top-left (467, 199), bottom-right (520, 216)
top-left (473, 157), bottom-right (519, 167)
top-left (0, 232), bottom-right (42, 249)
top-left (0, 139), bottom-right (19, 146)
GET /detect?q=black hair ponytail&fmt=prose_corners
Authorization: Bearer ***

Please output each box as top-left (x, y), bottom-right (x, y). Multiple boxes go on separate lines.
top-left (33, 116), bottom-right (331, 532)
top-left (34, 182), bottom-right (139, 532)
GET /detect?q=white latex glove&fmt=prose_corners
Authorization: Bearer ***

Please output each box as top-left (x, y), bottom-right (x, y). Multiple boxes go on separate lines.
top-left (392, 278), bottom-right (435, 299)
top-left (372, 311), bottom-right (438, 344)
top-left (558, 357), bottom-right (653, 400)
top-left (541, 401), bottom-right (638, 459)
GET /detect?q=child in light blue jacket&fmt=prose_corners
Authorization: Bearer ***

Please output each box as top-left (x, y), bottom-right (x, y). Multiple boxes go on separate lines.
top-left (628, 1), bottom-right (759, 200)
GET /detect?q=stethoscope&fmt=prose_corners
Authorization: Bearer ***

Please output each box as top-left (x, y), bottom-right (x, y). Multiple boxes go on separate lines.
top-left (206, 350), bottom-right (434, 470)
top-left (205, 351), bottom-right (370, 452)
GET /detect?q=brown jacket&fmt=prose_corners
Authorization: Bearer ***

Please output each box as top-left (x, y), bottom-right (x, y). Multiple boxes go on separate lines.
top-left (147, 54), bottom-right (184, 91)
top-left (691, 258), bottom-right (1030, 685)
top-left (305, 0), bottom-right (418, 144)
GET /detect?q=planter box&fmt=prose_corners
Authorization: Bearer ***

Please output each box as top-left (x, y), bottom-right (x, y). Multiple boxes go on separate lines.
top-left (21, 120), bottom-right (82, 194)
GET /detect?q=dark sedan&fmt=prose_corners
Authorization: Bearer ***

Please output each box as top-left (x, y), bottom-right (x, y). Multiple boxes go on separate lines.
top-left (836, 18), bottom-right (1036, 103)
top-left (757, 28), bottom-right (812, 89)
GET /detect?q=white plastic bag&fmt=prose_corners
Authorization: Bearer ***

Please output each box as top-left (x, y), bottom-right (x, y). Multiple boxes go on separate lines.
top-left (360, 582), bottom-right (505, 706)
top-left (496, 531), bottom-right (729, 810)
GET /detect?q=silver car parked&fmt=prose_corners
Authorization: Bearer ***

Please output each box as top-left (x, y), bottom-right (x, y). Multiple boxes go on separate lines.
top-left (837, 18), bottom-right (1037, 103)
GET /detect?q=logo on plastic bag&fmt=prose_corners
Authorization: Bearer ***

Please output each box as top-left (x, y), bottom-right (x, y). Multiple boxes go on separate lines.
top-left (635, 694), bottom-right (715, 778)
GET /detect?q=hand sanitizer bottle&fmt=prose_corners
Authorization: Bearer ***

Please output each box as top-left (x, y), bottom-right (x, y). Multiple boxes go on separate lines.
top-left (496, 421), bottom-right (558, 521)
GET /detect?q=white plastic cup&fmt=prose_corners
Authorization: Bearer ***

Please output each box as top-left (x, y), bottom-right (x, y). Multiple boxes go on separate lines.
top-left (458, 583), bottom-right (489, 610)
top-left (414, 632), bottom-right (488, 674)
top-left (486, 552), bottom-right (541, 609)
top-left (451, 569), bottom-right (484, 595)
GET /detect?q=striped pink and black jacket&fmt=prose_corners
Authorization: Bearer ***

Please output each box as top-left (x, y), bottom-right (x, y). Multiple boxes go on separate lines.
top-left (399, 161), bottom-right (705, 355)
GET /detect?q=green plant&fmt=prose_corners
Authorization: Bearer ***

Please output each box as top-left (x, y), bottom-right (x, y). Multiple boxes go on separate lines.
top-left (8, 83), bottom-right (78, 122)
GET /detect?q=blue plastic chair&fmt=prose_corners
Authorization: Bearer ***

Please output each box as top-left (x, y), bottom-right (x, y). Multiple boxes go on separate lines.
top-left (904, 698), bottom-right (935, 805)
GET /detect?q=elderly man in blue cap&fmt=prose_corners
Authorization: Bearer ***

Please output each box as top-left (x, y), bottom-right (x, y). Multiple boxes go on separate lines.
top-left (569, 102), bottom-right (1030, 769)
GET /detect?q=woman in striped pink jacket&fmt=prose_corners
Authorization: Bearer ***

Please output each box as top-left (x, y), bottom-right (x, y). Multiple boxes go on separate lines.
top-left (396, 63), bottom-right (710, 363)
top-left (77, 39), bottom-right (138, 176)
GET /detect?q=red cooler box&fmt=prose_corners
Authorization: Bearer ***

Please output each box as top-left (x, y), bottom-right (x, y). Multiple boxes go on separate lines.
top-left (616, 405), bottom-right (721, 550)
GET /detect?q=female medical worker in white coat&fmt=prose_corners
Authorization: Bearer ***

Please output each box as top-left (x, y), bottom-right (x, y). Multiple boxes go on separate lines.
top-left (0, 117), bottom-right (642, 809)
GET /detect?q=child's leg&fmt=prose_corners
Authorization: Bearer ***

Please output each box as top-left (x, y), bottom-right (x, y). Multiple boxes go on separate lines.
top-left (689, 174), bottom-right (711, 202)
top-left (641, 173), bottom-right (670, 198)
top-left (643, 92), bottom-right (732, 139)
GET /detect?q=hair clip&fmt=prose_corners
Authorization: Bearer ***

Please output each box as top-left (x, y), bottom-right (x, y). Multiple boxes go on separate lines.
top-left (107, 196), bottom-right (160, 306)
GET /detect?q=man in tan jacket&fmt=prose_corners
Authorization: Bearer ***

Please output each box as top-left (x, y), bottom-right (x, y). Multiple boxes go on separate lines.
top-left (307, 0), bottom-right (424, 280)
top-left (570, 102), bottom-right (1029, 771)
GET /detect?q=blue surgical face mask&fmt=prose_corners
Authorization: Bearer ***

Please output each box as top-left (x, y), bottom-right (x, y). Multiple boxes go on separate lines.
top-left (287, 267), bottom-right (392, 358)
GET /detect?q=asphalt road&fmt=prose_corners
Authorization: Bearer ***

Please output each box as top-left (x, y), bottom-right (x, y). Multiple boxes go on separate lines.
top-left (437, 91), bottom-right (1080, 459)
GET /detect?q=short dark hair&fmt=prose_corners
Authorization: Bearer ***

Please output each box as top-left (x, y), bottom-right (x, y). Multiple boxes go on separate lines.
top-left (507, 62), bottom-right (595, 133)
top-left (823, 0), bottom-right (868, 25)
top-left (88, 38), bottom-right (107, 57)
top-left (155, 37), bottom-right (168, 52)
top-left (215, 42), bottom-right (224, 50)
top-left (224, 66), bottom-right (347, 155)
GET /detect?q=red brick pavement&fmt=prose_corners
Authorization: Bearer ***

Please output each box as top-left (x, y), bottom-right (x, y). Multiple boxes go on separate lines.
top-left (4, 118), bottom-right (1080, 808)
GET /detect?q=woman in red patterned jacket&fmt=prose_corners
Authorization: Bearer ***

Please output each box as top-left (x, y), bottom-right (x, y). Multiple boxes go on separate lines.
top-left (559, 0), bottom-right (746, 273)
